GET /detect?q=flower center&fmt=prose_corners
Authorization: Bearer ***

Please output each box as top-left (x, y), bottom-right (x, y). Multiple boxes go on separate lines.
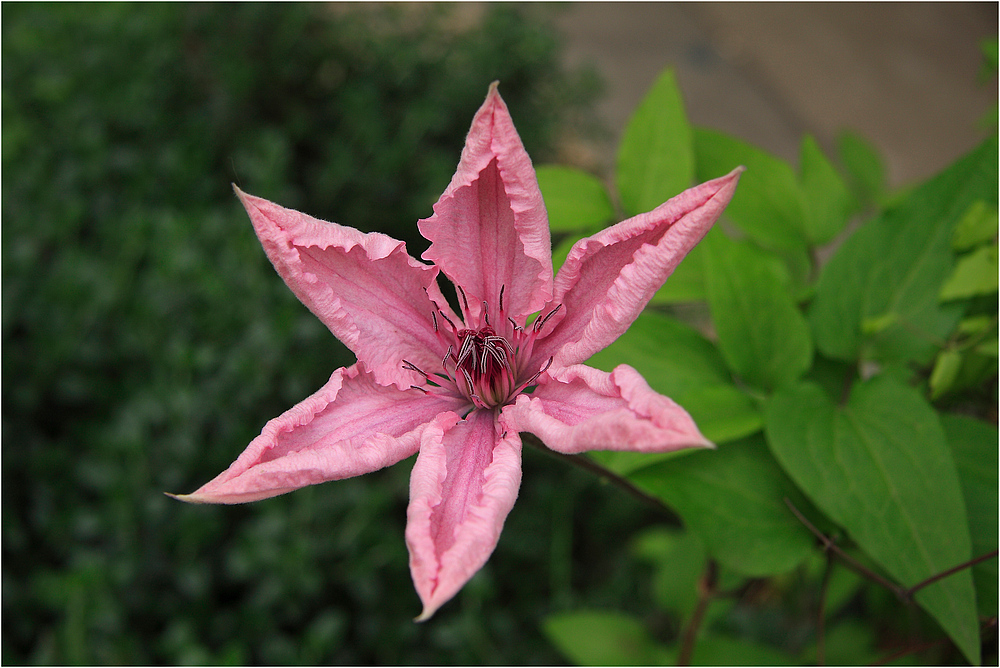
top-left (453, 326), bottom-right (517, 408)
top-left (402, 285), bottom-right (558, 411)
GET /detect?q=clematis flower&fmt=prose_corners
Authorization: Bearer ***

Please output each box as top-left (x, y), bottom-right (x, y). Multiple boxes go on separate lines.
top-left (174, 83), bottom-right (741, 620)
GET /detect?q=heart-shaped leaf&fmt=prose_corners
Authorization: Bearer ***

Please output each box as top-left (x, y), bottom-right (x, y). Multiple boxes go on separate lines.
top-left (765, 376), bottom-right (979, 663)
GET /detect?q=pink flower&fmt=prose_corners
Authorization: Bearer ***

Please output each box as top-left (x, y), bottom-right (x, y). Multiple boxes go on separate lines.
top-left (175, 83), bottom-right (742, 620)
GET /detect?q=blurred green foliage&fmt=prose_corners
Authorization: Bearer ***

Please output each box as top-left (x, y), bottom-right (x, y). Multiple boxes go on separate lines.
top-left (0, 3), bottom-right (664, 664)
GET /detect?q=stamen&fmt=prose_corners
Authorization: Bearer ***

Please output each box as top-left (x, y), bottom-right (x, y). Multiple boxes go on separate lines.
top-left (431, 310), bottom-right (438, 333)
top-left (482, 301), bottom-right (490, 327)
top-left (513, 356), bottom-right (554, 395)
top-left (410, 385), bottom-right (428, 394)
top-left (534, 304), bottom-right (563, 332)
top-left (499, 285), bottom-right (505, 313)
top-left (438, 310), bottom-right (458, 334)
top-left (539, 355), bottom-right (554, 375)
top-left (456, 285), bottom-right (470, 314)
top-left (402, 359), bottom-right (430, 378)
top-left (457, 336), bottom-right (475, 367)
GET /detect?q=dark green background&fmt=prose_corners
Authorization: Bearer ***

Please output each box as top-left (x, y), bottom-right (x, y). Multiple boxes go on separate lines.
top-left (0, 4), bottom-right (677, 663)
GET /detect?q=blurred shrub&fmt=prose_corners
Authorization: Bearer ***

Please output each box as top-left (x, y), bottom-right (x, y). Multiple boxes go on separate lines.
top-left (2, 4), bottom-right (622, 664)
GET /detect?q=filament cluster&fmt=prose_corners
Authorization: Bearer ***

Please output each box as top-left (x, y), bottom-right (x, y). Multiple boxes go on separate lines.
top-left (403, 284), bottom-right (557, 410)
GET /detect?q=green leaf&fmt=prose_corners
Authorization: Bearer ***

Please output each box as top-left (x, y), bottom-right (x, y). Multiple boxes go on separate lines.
top-left (587, 310), bottom-right (755, 471)
top-left (684, 635), bottom-right (798, 666)
top-left (951, 199), bottom-right (997, 251)
top-left (587, 308), bottom-right (761, 448)
top-left (693, 127), bottom-right (808, 253)
top-left (680, 384), bottom-right (763, 444)
top-left (542, 610), bottom-right (672, 666)
top-left (976, 337), bottom-right (998, 357)
top-left (929, 349), bottom-right (963, 400)
top-left (703, 230), bottom-right (813, 392)
top-left (650, 241), bottom-right (706, 303)
top-left (939, 243), bottom-right (998, 300)
top-left (632, 527), bottom-right (706, 617)
top-left (809, 137), bottom-right (998, 365)
top-left (536, 165), bottom-right (616, 234)
top-left (799, 620), bottom-right (878, 666)
top-left (980, 37), bottom-right (998, 76)
top-left (616, 69), bottom-right (694, 217)
top-left (799, 135), bottom-right (856, 244)
top-left (836, 131), bottom-right (886, 206)
top-left (551, 232), bottom-right (586, 274)
top-left (587, 310), bottom-right (729, 398)
top-left (940, 414), bottom-right (998, 619)
top-left (765, 376), bottom-right (979, 664)
top-left (628, 434), bottom-right (814, 577)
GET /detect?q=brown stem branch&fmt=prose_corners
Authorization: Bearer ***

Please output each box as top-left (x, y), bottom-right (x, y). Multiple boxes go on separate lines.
top-left (786, 498), bottom-right (1000, 604)
top-left (816, 554), bottom-right (834, 666)
top-left (522, 434), bottom-right (681, 523)
top-left (677, 560), bottom-right (717, 666)
top-left (902, 548), bottom-right (998, 601)
top-left (784, 498), bottom-right (904, 597)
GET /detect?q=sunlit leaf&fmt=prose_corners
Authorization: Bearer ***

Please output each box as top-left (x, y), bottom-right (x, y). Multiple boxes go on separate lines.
top-left (703, 230), bottom-right (813, 392)
top-left (836, 131), bottom-right (886, 206)
top-left (809, 137), bottom-right (998, 365)
top-left (939, 243), bottom-right (998, 301)
top-left (951, 199), bottom-right (997, 251)
top-left (799, 135), bottom-right (856, 244)
top-left (929, 349), bottom-right (963, 400)
top-left (616, 69), bottom-right (693, 217)
top-left (693, 127), bottom-right (808, 253)
top-left (650, 241), bottom-right (706, 303)
top-left (536, 165), bottom-right (616, 234)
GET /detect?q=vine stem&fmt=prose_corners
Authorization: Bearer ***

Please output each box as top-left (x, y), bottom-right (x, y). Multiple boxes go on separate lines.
top-left (784, 498), bottom-right (998, 603)
top-left (816, 554), bottom-right (834, 666)
top-left (521, 433), bottom-right (681, 523)
top-left (678, 560), bottom-right (717, 666)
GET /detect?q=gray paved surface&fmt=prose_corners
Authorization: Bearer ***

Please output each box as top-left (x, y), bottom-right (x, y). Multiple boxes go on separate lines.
top-left (554, 2), bottom-right (997, 186)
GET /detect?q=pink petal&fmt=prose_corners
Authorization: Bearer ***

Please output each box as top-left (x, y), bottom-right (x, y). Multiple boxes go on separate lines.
top-left (173, 364), bottom-right (466, 504)
top-left (236, 187), bottom-right (457, 389)
top-left (529, 168), bottom-right (743, 370)
top-left (505, 363), bottom-right (713, 454)
top-left (405, 408), bottom-right (522, 620)
top-left (418, 83), bottom-right (553, 324)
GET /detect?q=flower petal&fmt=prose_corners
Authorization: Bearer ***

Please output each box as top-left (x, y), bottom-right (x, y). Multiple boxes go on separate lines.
top-left (505, 363), bottom-right (712, 454)
top-left (236, 187), bottom-right (456, 389)
top-left (173, 364), bottom-right (466, 504)
top-left (530, 168), bottom-right (743, 369)
top-left (405, 408), bottom-right (521, 620)
top-left (418, 83), bottom-right (552, 323)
